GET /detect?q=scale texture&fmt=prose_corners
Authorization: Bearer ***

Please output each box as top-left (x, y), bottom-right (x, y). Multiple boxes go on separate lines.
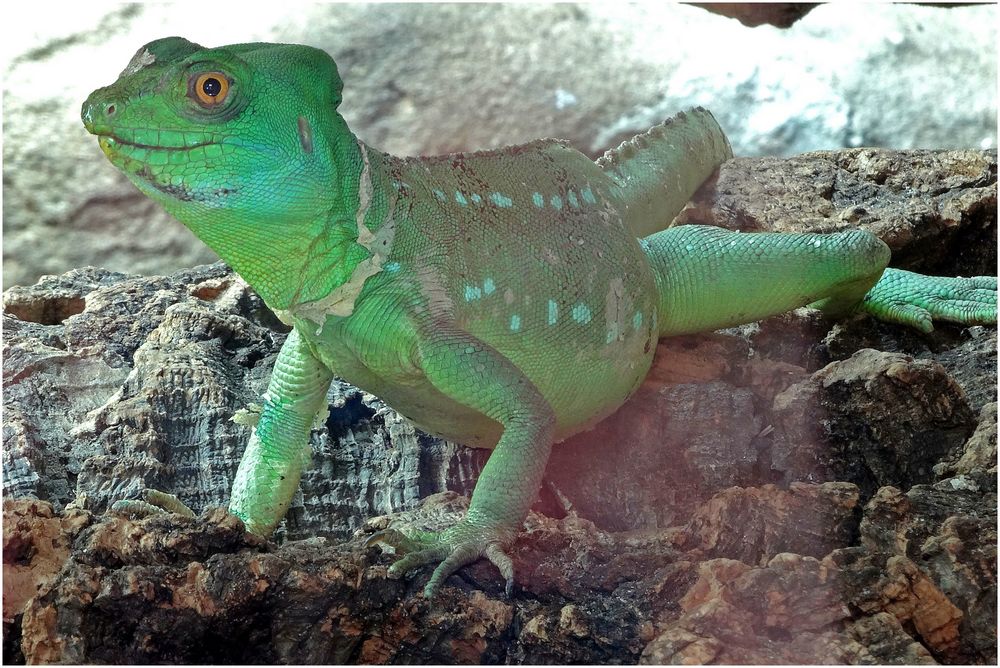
top-left (80, 37), bottom-right (997, 596)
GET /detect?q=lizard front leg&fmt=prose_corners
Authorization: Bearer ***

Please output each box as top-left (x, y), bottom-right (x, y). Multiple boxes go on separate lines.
top-left (227, 328), bottom-right (334, 535)
top-left (369, 326), bottom-right (556, 598)
top-left (112, 328), bottom-right (333, 534)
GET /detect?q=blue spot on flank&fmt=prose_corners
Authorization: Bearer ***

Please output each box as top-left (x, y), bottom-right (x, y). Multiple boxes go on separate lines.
top-left (455, 191), bottom-right (468, 205)
top-left (464, 285), bottom-right (482, 301)
top-left (433, 189), bottom-right (446, 201)
top-left (491, 192), bottom-right (513, 208)
top-left (510, 314), bottom-right (522, 332)
top-left (581, 186), bottom-right (597, 204)
top-left (571, 303), bottom-right (592, 324)
top-left (605, 326), bottom-right (618, 344)
top-left (550, 195), bottom-right (563, 210)
top-left (384, 261), bottom-right (401, 273)
top-left (483, 277), bottom-right (496, 295)
top-left (633, 311), bottom-right (643, 329)
top-left (532, 192), bottom-right (544, 208)
top-left (471, 193), bottom-right (482, 204)
top-left (547, 300), bottom-right (558, 325)
top-left (567, 190), bottom-right (579, 208)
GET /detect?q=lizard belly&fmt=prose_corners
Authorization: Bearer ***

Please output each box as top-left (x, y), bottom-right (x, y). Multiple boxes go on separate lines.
top-left (294, 281), bottom-right (654, 449)
top-left (302, 325), bottom-right (504, 447)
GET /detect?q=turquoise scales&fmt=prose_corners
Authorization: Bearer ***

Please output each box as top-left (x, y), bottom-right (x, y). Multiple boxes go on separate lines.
top-left (81, 37), bottom-right (997, 597)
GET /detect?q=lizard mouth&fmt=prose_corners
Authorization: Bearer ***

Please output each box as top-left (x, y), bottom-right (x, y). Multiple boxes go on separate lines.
top-left (97, 134), bottom-right (216, 155)
top-left (96, 135), bottom-right (234, 203)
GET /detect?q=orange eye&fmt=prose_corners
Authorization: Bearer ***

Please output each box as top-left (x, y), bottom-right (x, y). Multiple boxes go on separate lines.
top-left (192, 72), bottom-right (230, 106)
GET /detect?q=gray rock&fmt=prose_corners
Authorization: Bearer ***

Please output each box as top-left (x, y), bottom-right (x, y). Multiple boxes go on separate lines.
top-left (1, 263), bottom-right (479, 542)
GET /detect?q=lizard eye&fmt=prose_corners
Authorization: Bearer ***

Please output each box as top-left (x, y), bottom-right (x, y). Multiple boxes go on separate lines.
top-left (191, 72), bottom-right (231, 107)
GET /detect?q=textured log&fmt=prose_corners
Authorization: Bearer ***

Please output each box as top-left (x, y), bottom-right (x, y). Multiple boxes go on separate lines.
top-left (3, 149), bottom-right (995, 663)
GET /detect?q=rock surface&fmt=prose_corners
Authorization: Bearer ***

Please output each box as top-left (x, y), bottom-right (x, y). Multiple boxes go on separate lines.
top-left (3, 3), bottom-right (996, 287)
top-left (3, 148), bottom-right (996, 663)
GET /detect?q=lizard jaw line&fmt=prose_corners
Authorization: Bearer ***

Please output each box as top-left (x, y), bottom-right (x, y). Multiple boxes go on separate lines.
top-left (97, 133), bottom-right (217, 152)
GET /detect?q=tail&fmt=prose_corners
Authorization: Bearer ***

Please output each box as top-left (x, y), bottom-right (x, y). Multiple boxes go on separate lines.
top-left (597, 107), bottom-right (732, 238)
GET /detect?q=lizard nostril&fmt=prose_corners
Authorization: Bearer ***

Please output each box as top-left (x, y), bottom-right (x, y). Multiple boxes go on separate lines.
top-left (106, 103), bottom-right (116, 116)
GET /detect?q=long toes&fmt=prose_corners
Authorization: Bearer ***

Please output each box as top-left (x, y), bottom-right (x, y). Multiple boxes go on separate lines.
top-left (424, 543), bottom-right (484, 598)
top-left (964, 287), bottom-right (998, 304)
top-left (386, 546), bottom-right (450, 580)
top-left (111, 488), bottom-right (195, 519)
top-left (111, 499), bottom-right (168, 518)
top-left (882, 302), bottom-right (934, 333)
top-left (141, 489), bottom-right (195, 517)
top-left (484, 544), bottom-right (516, 596)
top-left (926, 296), bottom-right (998, 324)
top-left (962, 276), bottom-right (998, 290)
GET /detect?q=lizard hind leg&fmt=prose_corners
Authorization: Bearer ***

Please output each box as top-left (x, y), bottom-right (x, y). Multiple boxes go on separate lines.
top-left (644, 224), bottom-right (892, 337)
top-left (366, 326), bottom-right (556, 598)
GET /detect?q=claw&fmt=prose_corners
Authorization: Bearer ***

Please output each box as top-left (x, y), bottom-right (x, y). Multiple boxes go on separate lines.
top-left (365, 528), bottom-right (413, 552)
top-left (484, 544), bottom-right (516, 597)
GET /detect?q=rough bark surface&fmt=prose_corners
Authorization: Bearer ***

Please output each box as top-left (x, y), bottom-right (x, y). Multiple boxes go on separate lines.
top-left (3, 149), bottom-right (996, 664)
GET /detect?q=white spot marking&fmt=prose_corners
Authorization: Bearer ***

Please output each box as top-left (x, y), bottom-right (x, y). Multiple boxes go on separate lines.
top-left (120, 48), bottom-right (156, 77)
top-left (491, 192), bottom-right (513, 208)
top-left (572, 303), bottom-right (592, 324)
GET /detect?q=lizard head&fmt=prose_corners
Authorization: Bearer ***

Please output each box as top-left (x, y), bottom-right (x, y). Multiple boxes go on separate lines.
top-left (81, 37), bottom-right (348, 227)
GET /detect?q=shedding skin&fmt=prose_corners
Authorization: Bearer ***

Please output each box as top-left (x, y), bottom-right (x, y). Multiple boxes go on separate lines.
top-left (83, 37), bottom-right (998, 599)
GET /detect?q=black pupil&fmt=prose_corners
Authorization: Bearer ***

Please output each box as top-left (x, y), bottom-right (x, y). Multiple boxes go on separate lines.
top-left (202, 77), bottom-right (222, 97)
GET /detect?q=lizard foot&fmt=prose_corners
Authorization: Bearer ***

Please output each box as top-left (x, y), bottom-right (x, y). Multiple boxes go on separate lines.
top-left (367, 520), bottom-right (516, 598)
top-left (862, 269), bottom-right (997, 333)
top-left (110, 488), bottom-right (196, 519)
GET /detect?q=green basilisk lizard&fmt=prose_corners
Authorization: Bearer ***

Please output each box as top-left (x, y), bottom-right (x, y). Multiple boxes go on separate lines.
top-left (82, 37), bottom-right (997, 597)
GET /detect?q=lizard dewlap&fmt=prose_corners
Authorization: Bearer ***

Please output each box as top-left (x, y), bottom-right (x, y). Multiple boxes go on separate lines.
top-left (82, 37), bottom-right (998, 598)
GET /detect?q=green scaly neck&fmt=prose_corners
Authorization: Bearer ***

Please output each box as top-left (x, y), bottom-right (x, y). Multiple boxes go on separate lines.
top-left (160, 125), bottom-right (392, 312)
